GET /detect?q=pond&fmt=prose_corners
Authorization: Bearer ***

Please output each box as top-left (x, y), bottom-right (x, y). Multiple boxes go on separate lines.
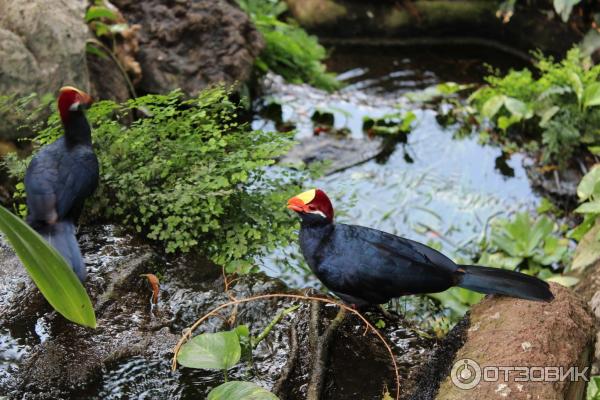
top-left (256, 43), bottom-right (540, 290)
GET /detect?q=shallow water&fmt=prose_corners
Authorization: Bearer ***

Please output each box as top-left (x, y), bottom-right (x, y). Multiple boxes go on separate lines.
top-left (256, 45), bottom-right (539, 289)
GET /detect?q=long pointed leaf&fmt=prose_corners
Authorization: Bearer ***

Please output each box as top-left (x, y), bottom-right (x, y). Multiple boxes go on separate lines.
top-left (0, 206), bottom-right (96, 328)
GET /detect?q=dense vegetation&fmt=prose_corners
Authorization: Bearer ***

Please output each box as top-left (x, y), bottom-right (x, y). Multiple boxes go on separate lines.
top-left (469, 48), bottom-right (600, 167)
top-left (4, 88), bottom-right (306, 273)
top-left (237, 0), bottom-right (340, 92)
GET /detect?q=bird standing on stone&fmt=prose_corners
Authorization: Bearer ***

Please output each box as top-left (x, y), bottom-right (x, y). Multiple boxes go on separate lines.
top-left (287, 188), bottom-right (553, 306)
top-left (25, 86), bottom-right (99, 282)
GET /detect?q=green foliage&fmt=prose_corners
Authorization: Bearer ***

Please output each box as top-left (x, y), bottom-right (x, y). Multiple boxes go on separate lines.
top-left (208, 381), bottom-right (279, 400)
top-left (428, 288), bottom-right (484, 323)
top-left (571, 165), bottom-right (600, 270)
top-left (237, 0), bottom-right (340, 91)
top-left (588, 376), bottom-right (600, 400)
top-left (469, 48), bottom-right (600, 166)
top-left (0, 205), bottom-right (96, 328)
top-left (478, 212), bottom-right (571, 278)
top-left (177, 330), bottom-right (242, 370)
top-left (179, 304), bottom-right (299, 398)
top-left (363, 111), bottom-right (417, 137)
top-left (5, 88), bottom-right (304, 272)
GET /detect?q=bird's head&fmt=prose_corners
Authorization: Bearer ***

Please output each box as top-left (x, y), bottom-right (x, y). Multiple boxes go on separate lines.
top-left (287, 189), bottom-right (334, 225)
top-left (57, 86), bottom-right (93, 125)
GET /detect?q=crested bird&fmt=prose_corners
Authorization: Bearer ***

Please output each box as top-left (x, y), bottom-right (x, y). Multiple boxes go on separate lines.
top-left (287, 188), bottom-right (553, 306)
top-left (24, 86), bottom-right (99, 281)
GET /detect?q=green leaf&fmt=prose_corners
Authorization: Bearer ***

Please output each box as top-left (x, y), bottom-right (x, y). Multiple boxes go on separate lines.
top-left (85, 42), bottom-right (109, 59)
top-left (0, 206), bottom-right (96, 328)
top-left (504, 97), bottom-right (531, 119)
top-left (85, 6), bottom-right (118, 22)
top-left (208, 381), bottom-right (279, 400)
top-left (572, 221), bottom-right (600, 270)
top-left (577, 164), bottom-right (600, 201)
top-left (567, 71), bottom-right (583, 104)
top-left (553, 0), bottom-right (581, 22)
top-left (575, 200), bottom-right (600, 214)
top-left (545, 275), bottom-right (579, 286)
top-left (538, 105), bottom-right (559, 127)
top-left (584, 82), bottom-right (600, 108)
top-left (177, 330), bottom-right (241, 370)
top-left (481, 95), bottom-right (505, 119)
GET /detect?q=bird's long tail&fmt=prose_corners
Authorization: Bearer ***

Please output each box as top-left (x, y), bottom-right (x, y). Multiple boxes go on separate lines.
top-left (37, 221), bottom-right (86, 282)
top-left (456, 264), bottom-right (553, 302)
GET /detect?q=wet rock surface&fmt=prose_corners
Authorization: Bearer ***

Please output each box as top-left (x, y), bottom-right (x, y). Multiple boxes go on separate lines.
top-left (111, 0), bottom-right (264, 96)
top-left (436, 283), bottom-right (594, 400)
top-left (0, 225), bottom-right (436, 399)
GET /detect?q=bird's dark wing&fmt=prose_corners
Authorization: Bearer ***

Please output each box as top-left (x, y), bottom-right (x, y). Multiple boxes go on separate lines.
top-left (55, 146), bottom-right (99, 221)
top-left (25, 140), bottom-right (98, 224)
top-left (313, 224), bottom-right (458, 304)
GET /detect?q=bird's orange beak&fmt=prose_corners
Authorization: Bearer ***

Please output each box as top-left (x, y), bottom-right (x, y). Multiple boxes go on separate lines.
top-left (287, 196), bottom-right (306, 213)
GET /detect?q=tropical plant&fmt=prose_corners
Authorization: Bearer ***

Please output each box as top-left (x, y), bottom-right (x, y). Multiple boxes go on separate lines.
top-left (478, 212), bottom-right (572, 281)
top-left (236, 0), bottom-right (340, 91)
top-left (177, 305), bottom-right (298, 399)
top-left (0, 205), bottom-right (96, 327)
top-left (4, 88), bottom-right (306, 273)
top-left (469, 48), bottom-right (600, 166)
top-left (570, 164), bottom-right (600, 270)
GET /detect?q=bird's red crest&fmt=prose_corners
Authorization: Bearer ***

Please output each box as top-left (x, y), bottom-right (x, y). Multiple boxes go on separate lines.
top-left (57, 86), bottom-right (92, 124)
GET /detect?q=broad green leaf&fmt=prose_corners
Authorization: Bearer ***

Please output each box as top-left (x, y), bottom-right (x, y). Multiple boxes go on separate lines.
top-left (85, 6), bottom-right (118, 22)
top-left (0, 206), bottom-right (96, 328)
top-left (575, 200), bottom-right (600, 214)
top-left (572, 221), bottom-right (600, 270)
top-left (587, 375), bottom-right (600, 400)
top-left (177, 330), bottom-right (241, 370)
top-left (577, 164), bottom-right (600, 200)
top-left (504, 97), bottom-right (531, 119)
top-left (478, 251), bottom-right (523, 270)
top-left (584, 82), bottom-right (600, 108)
top-left (588, 146), bottom-right (600, 155)
top-left (538, 105), bottom-right (559, 127)
top-left (527, 216), bottom-right (554, 255)
top-left (553, 0), bottom-right (581, 22)
top-left (208, 381), bottom-right (279, 400)
top-left (545, 275), bottom-right (579, 286)
top-left (481, 95), bottom-right (505, 119)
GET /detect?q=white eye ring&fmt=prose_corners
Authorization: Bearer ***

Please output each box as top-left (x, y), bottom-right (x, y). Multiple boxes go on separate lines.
top-left (308, 210), bottom-right (326, 218)
top-left (69, 101), bottom-right (80, 111)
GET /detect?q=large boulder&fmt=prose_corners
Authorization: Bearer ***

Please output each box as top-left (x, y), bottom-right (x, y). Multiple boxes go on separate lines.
top-left (0, 0), bottom-right (89, 139)
top-left (436, 283), bottom-right (594, 400)
top-left (111, 0), bottom-right (265, 96)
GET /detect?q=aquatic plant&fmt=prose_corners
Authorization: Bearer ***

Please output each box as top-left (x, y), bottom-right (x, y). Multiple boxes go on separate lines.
top-left (469, 47), bottom-right (600, 167)
top-left (4, 88), bottom-right (305, 273)
top-left (237, 0), bottom-right (340, 91)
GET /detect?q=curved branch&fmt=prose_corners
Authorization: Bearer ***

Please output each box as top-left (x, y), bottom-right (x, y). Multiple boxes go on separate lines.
top-left (171, 293), bottom-right (402, 400)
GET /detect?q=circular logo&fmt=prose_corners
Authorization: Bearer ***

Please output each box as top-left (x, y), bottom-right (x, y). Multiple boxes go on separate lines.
top-left (451, 358), bottom-right (481, 390)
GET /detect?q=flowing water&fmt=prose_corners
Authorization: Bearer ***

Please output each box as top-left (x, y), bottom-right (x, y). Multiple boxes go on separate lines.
top-left (256, 44), bottom-right (539, 290)
top-left (0, 43), bottom-right (541, 399)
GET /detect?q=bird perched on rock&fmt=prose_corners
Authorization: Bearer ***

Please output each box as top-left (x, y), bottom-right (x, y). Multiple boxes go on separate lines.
top-left (24, 86), bottom-right (99, 282)
top-left (287, 189), bottom-right (553, 306)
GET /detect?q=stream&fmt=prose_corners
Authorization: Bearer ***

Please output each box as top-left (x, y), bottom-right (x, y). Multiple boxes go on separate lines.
top-left (0, 43), bottom-right (543, 399)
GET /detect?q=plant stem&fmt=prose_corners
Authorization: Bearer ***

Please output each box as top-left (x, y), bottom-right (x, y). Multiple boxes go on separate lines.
top-left (252, 304), bottom-right (300, 348)
top-left (223, 368), bottom-right (228, 382)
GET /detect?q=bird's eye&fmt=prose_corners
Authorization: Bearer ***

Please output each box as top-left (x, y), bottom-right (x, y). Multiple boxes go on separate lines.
top-left (307, 204), bottom-right (317, 211)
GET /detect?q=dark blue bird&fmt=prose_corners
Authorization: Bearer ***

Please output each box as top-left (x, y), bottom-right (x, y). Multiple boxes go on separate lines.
top-left (25, 86), bottom-right (99, 281)
top-left (287, 189), bottom-right (553, 306)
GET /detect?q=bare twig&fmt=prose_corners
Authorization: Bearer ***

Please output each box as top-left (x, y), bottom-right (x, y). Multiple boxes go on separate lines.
top-left (171, 293), bottom-right (401, 400)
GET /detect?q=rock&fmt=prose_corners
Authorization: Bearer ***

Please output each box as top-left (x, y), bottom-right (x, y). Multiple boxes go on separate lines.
top-left (111, 0), bottom-right (264, 96)
top-left (0, 225), bottom-right (434, 399)
top-left (281, 135), bottom-right (382, 174)
top-left (284, 0), bottom-right (579, 56)
top-left (0, 0), bottom-right (89, 139)
top-left (436, 283), bottom-right (594, 400)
